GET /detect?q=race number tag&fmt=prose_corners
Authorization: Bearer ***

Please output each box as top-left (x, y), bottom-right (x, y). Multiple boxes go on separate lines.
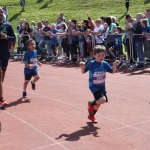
top-left (30, 58), bottom-right (37, 67)
top-left (93, 72), bottom-right (106, 85)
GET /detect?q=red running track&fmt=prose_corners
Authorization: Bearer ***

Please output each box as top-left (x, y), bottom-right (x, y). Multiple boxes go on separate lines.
top-left (0, 60), bottom-right (150, 150)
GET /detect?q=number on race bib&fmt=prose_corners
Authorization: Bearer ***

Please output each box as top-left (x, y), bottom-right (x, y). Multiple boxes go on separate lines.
top-left (93, 72), bottom-right (106, 85)
top-left (30, 58), bottom-right (37, 67)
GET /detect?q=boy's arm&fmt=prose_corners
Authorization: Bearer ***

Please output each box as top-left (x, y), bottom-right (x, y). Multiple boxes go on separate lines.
top-left (80, 62), bottom-right (85, 74)
top-left (23, 61), bottom-right (32, 69)
top-left (112, 60), bottom-right (120, 73)
top-left (37, 60), bottom-right (42, 67)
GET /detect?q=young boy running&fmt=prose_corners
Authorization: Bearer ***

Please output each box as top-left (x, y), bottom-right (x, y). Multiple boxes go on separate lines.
top-left (23, 39), bottom-right (42, 98)
top-left (80, 45), bottom-right (120, 123)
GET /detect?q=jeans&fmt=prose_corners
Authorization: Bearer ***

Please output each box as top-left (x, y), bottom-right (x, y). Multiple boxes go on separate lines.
top-left (135, 42), bottom-right (144, 63)
top-left (38, 40), bottom-right (52, 56)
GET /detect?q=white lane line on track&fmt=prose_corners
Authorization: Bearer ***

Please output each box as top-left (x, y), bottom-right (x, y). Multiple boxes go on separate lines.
top-left (3, 111), bottom-right (69, 150)
top-left (4, 85), bottom-right (150, 136)
top-left (7, 67), bottom-right (150, 89)
top-left (5, 75), bottom-right (150, 104)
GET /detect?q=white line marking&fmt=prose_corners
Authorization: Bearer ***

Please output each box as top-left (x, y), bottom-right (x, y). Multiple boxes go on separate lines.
top-left (5, 75), bottom-right (149, 104)
top-left (7, 67), bottom-right (150, 89)
top-left (3, 85), bottom-right (150, 136)
top-left (32, 141), bottom-right (69, 150)
top-left (4, 111), bottom-right (69, 150)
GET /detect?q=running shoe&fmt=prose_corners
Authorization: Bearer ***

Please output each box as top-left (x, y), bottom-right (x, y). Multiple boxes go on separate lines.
top-left (23, 91), bottom-right (27, 98)
top-left (88, 101), bottom-right (94, 115)
top-left (88, 115), bottom-right (98, 123)
top-left (0, 98), bottom-right (8, 108)
top-left (31, 81), bottom-right (36, 90)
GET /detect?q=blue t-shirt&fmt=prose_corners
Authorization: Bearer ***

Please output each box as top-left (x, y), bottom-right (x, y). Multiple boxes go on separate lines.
top-left (84, 60), bottom-right (113, 94)
top-left (51, 29), bottom-right (58, 44)
top-left (142, 26), bottom-right (150, 33)
top-left (23, 50), bottom-right (38, 74)
top-left (114, 34), bottom-right (122, 45)
top-left (78, 29), bottom-right (84, 42)
top-left (148, 18), bottom-right (150, 26)
top-left (72, 25), bottom-right (78, 41)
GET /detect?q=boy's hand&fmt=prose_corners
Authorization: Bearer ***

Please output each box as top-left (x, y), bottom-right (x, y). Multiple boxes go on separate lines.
top-left (28, 64), bottom-right (33, 69)
top-left (80, 61), bottom-right (85, 66)
top-left (113, 60), bottom-right (120, 66)
top-left (38, 63), bottom-right (42, 67)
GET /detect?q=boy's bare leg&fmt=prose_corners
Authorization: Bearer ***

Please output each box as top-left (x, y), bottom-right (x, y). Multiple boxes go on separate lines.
top-left (93, 97), bottom-right (106, 110)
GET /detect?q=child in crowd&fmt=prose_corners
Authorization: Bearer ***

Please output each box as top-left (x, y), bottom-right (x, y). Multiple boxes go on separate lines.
top-left (71, 19), bottom-right (78, 62)
top-left (59, 12), bottom-right (65, 22)
top-left (145, 9), bottom-right (150, 26)
top-left (17, 35), bottom-right (24, 59)
top-left (85, 29), bottom-right (93, 58)
top-left (80, 45), bottom-right (120, 123)
top-left (49, 23), bottom-right (58, 56)
top-left (76, 23), bottom-right (85, 58)
top-left (23, 39), bottom-right (42, 98)
top-left (109, 26), bottom-right (123, 60)
top-left (141, 19), bottom-right (150, 62)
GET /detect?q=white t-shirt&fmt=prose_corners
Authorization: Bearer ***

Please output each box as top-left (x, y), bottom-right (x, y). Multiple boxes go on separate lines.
top-left (94, 25), bottom-right (104, 44)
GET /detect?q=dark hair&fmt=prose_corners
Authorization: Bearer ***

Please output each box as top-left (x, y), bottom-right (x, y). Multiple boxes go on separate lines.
top-left (71, 19), bottom-right (77, 25)
top-left (105, 17), bottom-right (112, 26)
top-left (100, 16), bottom-right (105, 22)
top-left (76, 24), bottom-right (82, 29)
top-left (141, 19), bottom-right (147, 26)
top-left (116, 26), bottom-right (122, 32)
top-left (26, 38), bottom-right (35, 47)
top-left (61, 24), bottom-right (66, 30)
top-left (83, 20), bottom-right (89, 26)
top-left (126, 14), bottom-right (131, 19)
top-left (93, 45), bottom-right (106, 55)
top-left (146, 9), bottom-right (150, 12)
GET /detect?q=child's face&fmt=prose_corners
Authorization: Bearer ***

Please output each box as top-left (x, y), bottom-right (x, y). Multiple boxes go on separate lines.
top-left (27, 41), bottom-right (36, 51)
top-left (104, 24), bottom-right (108, 29)
top-left (141, 22), bottom-right (146, 27)
top-left (115, 28), bottom-right (120, 33)
top-left (94, 52), bottom-right (105, 62)
top-left (86, 29), bottom-right (90, 34)
top-left (76, 27), bottom-right (80, 31)
top-left (145, 11), bottom-right (150, 18)
top-left (51, 25), bottom-right (55, 30)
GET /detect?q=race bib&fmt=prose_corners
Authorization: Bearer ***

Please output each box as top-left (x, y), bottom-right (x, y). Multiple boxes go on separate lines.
top-left (93, 72), bottom-right (106, 85)
top-left (30, 58), bottom-right (37, 67)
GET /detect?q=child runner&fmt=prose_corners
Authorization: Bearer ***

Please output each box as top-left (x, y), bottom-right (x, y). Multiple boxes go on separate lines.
top-left (80, 45), bottom-right (120, 123)
top-left (23, 39), bottom-right (42, 98)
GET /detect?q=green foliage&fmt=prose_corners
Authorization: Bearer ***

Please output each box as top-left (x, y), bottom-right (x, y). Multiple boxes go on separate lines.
top-left (0, 0), bottom-right (150, 30)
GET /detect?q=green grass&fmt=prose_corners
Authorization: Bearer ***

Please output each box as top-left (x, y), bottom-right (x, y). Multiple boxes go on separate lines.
top-left (1, 0), bottom-right (150, 30)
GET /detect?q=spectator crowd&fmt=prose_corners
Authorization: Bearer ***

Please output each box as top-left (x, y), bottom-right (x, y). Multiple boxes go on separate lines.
top-left (8, 9), bottom-right (150, 69)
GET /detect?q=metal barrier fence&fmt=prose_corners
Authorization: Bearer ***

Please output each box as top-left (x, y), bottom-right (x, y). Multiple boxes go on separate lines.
top-left (7, 33), bottom-right (150, 69)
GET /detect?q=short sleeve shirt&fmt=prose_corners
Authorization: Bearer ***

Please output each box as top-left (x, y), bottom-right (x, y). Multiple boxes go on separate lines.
top-left (84, 60), bottom-right (113, 94)
top-left (23, 50), bottom-right (38, 74)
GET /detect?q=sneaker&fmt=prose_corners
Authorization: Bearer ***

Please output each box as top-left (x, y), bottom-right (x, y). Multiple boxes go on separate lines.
top-left (23, 91), bottom-right (27, 98)
top-left (88, 101), bottom-right (94, 115)
top-left (146, 58), bottom-right (150, 62)
top-left (88, 115), bottom-right (98, 123)
top-left (135, 64), bottom-right (145, 69)
top-left (31, 81), bottom-right (36, 90)
top-left (0, 98), bottom-right (8, 108)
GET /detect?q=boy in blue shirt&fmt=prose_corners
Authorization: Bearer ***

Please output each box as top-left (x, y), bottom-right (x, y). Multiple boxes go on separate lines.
top-left (76, 24), bottom-right (85, 58)
top-left (109, 26), bottom-right (123, 60)
top-left (23, 39), bottom-right (42, 98)
top-left (80, 45), bottom-right (120, 123)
